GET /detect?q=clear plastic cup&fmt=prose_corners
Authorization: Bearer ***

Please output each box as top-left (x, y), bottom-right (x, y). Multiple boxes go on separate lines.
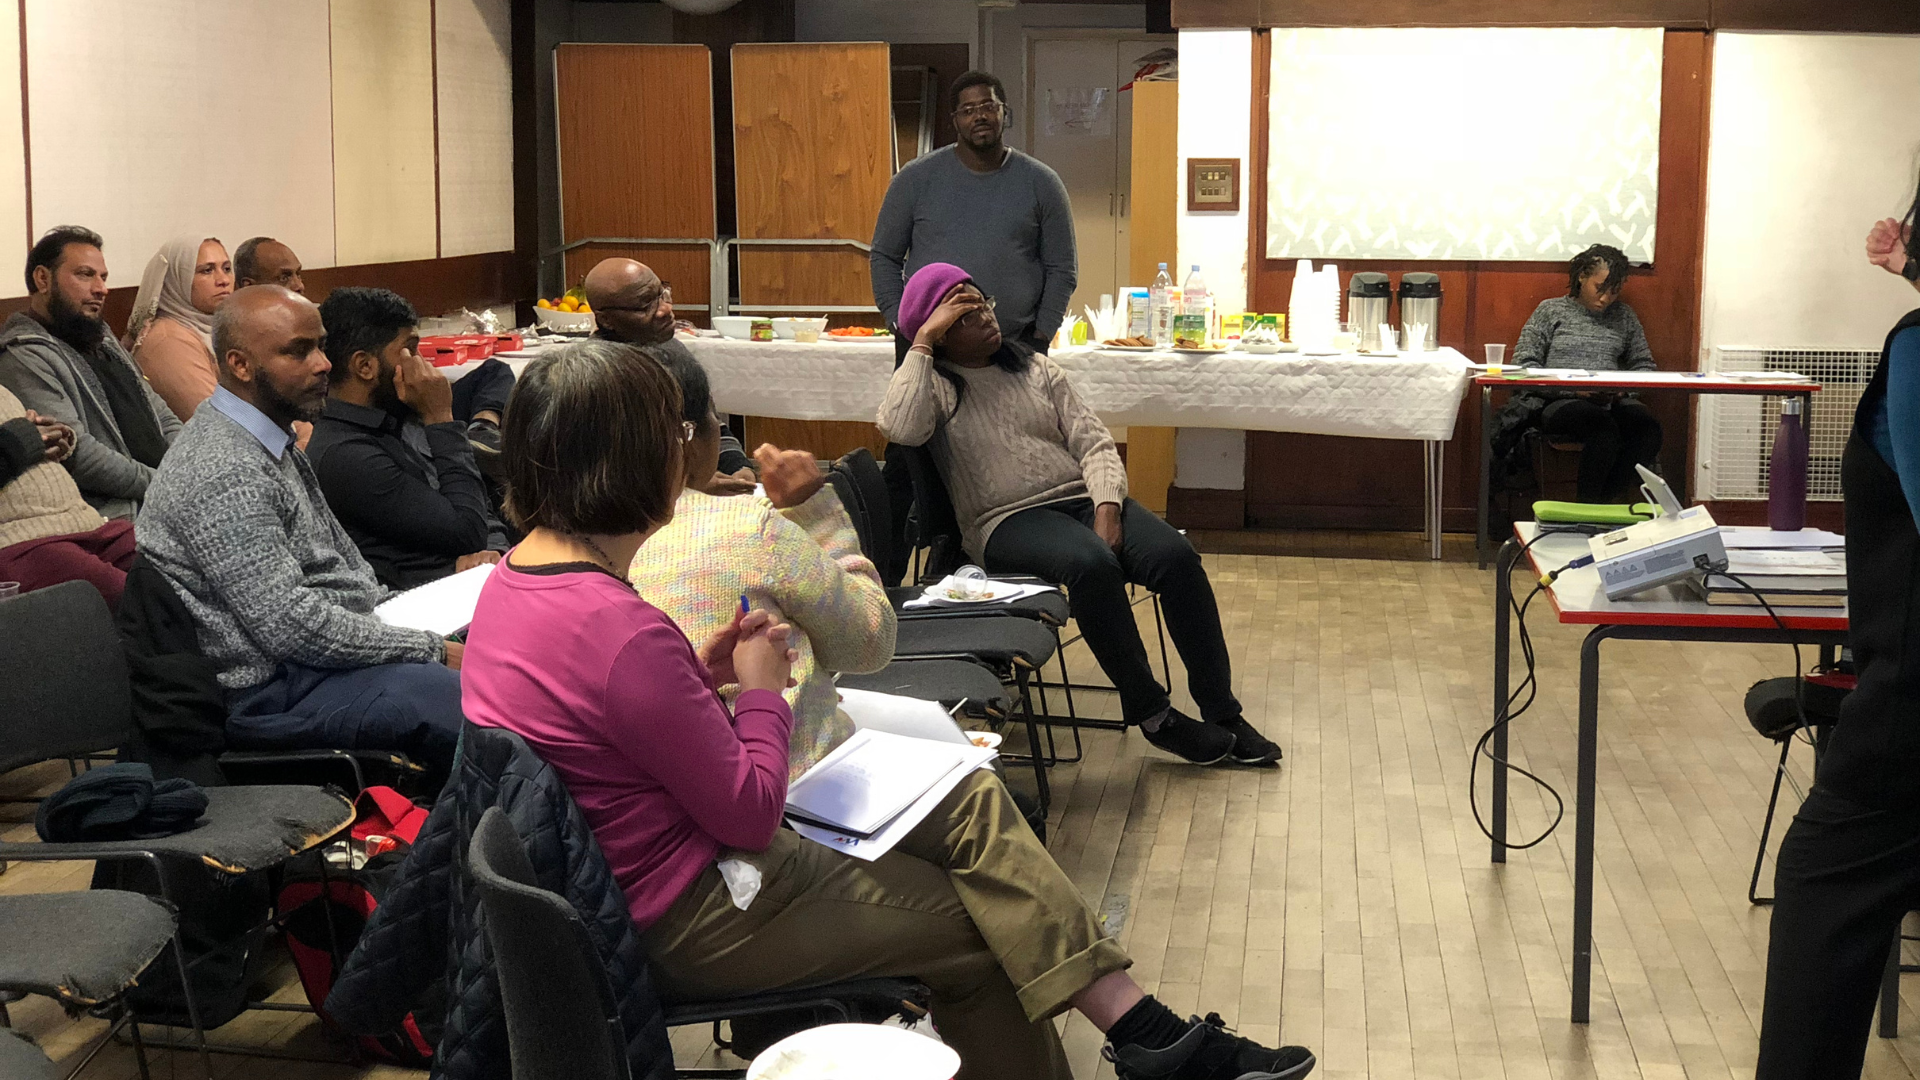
top-left (1484, 343), bottom-right (1508, 367)
top-left (953, 565), bottom-right (989, 601)
top-left (0, 582), bottom-right (18, 601)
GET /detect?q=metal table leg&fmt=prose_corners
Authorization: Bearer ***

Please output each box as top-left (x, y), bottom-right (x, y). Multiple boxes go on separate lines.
top-left (1477, 385), bottom-right (1494, 569)
top-left (1490, 538), bottom-right (1519, 863)
top-left (1572, 626), bottom-right (1610, 1024)
top-left (1424, 440), bottom-right (1445, 560)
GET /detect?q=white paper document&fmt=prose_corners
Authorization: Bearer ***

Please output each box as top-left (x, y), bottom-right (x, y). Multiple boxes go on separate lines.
top-left (1723, 549), bottom-right (1844, 576)
top-left (836, 688), bottom-right (974, 746)
top-left (1719, 527), bottom-right (1846, 550)
top-left (786, 728), bottom-right (997, 861)
top-left (374, 563), bottom-right (494, 636)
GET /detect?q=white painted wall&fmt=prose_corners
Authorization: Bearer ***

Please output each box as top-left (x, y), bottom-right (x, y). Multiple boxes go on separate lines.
top-left (1172, 28), bottom-right (1252, 490)
top-left (1700, 32), bottom-right (1920, 358)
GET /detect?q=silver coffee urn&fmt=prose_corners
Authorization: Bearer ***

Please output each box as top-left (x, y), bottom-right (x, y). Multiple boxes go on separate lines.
top-left (1347, 273), bottom-right (1392, 352)
top-left (1398, 273), bottom-right (1442, 352)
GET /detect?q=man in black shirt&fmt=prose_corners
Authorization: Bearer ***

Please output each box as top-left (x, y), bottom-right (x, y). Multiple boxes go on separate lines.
top-left (308, 287), bottom-right (504, 589)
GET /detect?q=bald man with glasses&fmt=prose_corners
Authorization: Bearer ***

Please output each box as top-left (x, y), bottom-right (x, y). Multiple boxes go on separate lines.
top-left (583, 257), bottom-right (755, 494)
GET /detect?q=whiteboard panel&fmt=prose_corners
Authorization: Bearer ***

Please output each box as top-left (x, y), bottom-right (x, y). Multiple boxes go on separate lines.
top-left (25, 0), bottom-right (335, 275)
top-left (1700, 33), bottom-right (1920, 356)
top-left (331, 0), bottom-right (437, 266)
top-left (1265, 28), bottom-right (1662, 263)
top-left (436, 0), bottom-right (513, 258)
top-left (0, 8), bottom-right (27, 300)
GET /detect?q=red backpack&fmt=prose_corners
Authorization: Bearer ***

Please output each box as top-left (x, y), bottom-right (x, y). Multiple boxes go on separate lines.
top-left (278, 787), bottom-right (440, 1065)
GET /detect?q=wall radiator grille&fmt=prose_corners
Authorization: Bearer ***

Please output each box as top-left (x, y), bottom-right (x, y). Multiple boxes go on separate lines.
top-left (1700, 346), bottom-right (1877, 501)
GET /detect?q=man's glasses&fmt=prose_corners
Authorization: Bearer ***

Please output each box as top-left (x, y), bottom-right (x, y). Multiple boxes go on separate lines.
top-left (953, 101), bottom-right (1005, 122)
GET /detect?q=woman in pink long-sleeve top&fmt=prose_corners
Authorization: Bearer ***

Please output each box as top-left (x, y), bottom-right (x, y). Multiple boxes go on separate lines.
top-left (458, 339), bottom-right (1314, 1080)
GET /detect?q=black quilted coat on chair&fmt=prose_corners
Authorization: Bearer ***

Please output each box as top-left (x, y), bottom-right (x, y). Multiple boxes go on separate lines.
top-left (325, 723), bottom-right (674, 1080)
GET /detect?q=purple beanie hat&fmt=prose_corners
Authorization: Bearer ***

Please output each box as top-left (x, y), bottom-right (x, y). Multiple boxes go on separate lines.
top-left (896, 262), bottom-right (975, 340)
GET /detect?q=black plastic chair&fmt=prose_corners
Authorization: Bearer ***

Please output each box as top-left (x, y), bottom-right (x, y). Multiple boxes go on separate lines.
top-left (1743, 674), bottom-right (1849, 906)
top-left (468, 808), bottom-right (931, 1079)
top-left (0, 582), bottom-right (357, 1077)
top-left (0, 891), bottom-right (179, 1079)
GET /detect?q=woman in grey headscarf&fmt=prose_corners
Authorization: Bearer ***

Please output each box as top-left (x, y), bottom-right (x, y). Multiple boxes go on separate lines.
top-left (127, 235), bottom-right (232, 420)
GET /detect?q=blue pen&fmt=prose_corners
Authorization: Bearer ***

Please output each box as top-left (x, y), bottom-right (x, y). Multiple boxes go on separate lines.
top-left (739, 593), bottom-right (750, 616)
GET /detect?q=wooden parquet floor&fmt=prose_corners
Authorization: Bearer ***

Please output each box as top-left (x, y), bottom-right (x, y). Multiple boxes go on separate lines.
top-left (5, 533), bottom-right (1916, 1079)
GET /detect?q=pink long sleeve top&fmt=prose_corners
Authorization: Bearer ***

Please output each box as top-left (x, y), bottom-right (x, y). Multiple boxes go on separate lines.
top-left (461, 557), bottom-right (795, 929)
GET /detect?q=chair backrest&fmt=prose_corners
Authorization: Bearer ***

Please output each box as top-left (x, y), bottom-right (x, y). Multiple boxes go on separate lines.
top-left (0, 580), bottom-right (134, 775)
top-left (468, 806), bottom-right (630, 1080)
top-left (898, 445), bottom-right (964, 581)
top-left (832, 447), bottom-right (891, 573)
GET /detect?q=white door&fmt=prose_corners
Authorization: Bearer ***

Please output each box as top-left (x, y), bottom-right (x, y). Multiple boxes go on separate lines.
top-left (1027, 34), bottom-right (1176, 324)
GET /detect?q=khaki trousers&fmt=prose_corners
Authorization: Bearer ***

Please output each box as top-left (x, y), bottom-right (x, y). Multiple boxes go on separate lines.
top-left (640, 770), bottom-right (1132, 1079)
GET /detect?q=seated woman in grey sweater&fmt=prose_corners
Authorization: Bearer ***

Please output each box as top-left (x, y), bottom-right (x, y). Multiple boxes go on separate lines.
top-left (1508, 243), bottom-right (1663, 502)
top-left (877, 261), bottom-right (1280, 769)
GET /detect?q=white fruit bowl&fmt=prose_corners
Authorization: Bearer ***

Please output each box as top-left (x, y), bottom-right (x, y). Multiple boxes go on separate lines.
top-left (534, 307), bottom-right (595, 333)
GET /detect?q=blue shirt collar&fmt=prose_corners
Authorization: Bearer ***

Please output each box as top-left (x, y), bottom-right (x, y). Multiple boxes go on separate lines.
top-left (207, 386), bottom-right (294, 460)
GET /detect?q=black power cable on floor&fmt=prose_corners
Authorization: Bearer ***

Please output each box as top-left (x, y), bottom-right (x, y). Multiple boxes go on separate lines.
top-left (1470, 529), bottom-right (1582, 851)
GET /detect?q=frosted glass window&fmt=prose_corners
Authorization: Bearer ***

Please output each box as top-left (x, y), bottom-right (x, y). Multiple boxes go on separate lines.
top-left (1265, 28), bottom-right (1662, 263)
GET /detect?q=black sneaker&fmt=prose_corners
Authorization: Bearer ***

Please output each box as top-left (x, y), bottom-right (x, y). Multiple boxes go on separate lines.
top-left (467, 419), bottom-right (504, 477)
top-left (1140, 707), bottom-right (1235, 765)
top-left (1106, 1013), bottom-right (1315, 1080)
top-left (1216, 717), bottom-right (1282, 766)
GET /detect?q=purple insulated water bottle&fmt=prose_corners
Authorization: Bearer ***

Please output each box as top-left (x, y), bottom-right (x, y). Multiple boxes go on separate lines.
top-left (1768, 397), bottom-right (1808, 531)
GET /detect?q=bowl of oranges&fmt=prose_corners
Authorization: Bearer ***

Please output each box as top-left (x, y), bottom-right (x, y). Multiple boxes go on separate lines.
top-left (534, 291), bottom-right (595, 333)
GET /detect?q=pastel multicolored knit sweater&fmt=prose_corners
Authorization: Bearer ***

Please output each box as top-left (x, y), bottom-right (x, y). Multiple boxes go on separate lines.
top-left (628, 486), bottom-right (896, 780)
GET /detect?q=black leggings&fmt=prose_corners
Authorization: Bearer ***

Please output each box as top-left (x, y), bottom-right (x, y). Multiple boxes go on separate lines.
top-left (983, 497), bottom-right (1240, 726)
top-left (1540, 397), bottom-right (1663, 503)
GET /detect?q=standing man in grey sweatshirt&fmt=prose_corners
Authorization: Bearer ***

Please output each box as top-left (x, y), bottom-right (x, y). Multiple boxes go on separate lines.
top-left (870, 70), bottom-right (1077, 353)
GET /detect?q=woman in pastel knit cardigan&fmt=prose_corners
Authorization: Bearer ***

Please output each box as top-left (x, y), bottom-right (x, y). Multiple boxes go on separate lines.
top-left (628, 348), bottom-right (895, 780)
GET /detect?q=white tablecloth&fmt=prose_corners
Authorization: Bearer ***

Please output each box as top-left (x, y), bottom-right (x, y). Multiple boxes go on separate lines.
top-left (452, 338), bottom-right (1475, 442)
top-left (682, 338), bottom-right (1473, 442)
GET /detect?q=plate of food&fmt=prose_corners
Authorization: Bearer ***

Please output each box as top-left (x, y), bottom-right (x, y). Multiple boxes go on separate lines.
top-left (1101, 336), bottom-right (1154, 350)
top-left (825, 326), bottom-right (892, 340)
top-left (967, 731), bottom-right (1004, 751)
top-left (1171, 346), bottom-right (1227, 355)
top-left (921, 582), bottom-right (1005, 604)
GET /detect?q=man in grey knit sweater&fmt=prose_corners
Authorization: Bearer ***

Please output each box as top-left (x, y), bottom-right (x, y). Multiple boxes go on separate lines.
top-left (136, 286), bottom-right (464, 771)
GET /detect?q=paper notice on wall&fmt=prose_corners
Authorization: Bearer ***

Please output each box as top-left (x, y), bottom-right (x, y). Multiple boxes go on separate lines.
top-left (1044, 87), bottom-right (1111, 137)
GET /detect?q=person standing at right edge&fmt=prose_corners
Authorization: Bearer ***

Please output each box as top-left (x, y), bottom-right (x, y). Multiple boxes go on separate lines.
top-left (1755, 175), bottom-right (1920, 1080)
top-left (870, 70), bottom-right (1077, 583)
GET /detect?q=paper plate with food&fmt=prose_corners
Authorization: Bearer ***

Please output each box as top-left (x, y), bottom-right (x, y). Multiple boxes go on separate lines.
top-left (1101, 335), bottom-right (1155, 351)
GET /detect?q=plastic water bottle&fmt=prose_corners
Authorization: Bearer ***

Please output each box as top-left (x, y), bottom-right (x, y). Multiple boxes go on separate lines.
top-left (1149, 263), bottom-right (1175, 348)
top-left (1175, 263), bottom-right (1205, 343)
top-left (1768, 397), bottom-right (1808, 531)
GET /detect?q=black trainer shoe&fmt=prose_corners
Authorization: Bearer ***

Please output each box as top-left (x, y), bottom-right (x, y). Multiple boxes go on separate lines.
top-left (1216, 717), bottom-right (1282, 766)
top-left (1106, 1013), bottom-right (1316, 1080)
top-left (467, 419), bottom-right (504, 477)
top-left (1140, 708), bottom-right (1235, 765)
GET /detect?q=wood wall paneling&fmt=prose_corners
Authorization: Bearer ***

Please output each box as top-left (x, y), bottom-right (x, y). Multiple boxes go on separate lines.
top-left (331, 0), bottom-right (439, 266)
top-left (671, 0), bottom-right (796, 237)
top-left (1242, 29), bottom-right (1711, 532)
top-left (24, 0), bottom-right (336, 276)
top-left (1710, 0), bottom-right (1920, 32)
top-left (730, 41), bottom-right (895, 462)
top-left (1128, 81), bottom-right (1180, 513)
top-left (436, 0), bottom-right (516, 258)
top-left (553, 43), bottom-right (716, 313)
top-left (731, 42), bottom-right (894, 313)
